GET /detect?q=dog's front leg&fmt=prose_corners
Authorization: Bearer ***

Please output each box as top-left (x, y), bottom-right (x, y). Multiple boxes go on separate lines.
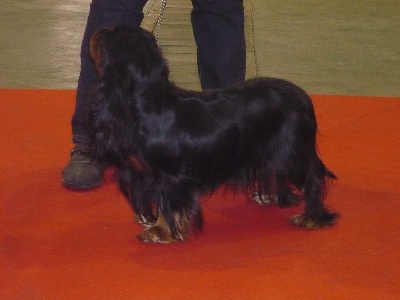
top-left (136, 210), bottom-right (175, 243)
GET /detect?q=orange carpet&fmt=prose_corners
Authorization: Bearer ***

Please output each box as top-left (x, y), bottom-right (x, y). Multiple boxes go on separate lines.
top-left (1, 89), bottom-right (399, 299)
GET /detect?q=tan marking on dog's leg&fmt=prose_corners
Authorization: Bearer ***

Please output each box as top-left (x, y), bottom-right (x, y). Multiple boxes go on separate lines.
top-left (252, 192), bottom-right (278, 205)
top-left (135, 214), bottom-right (155, 228)
top-left (290, 214), bottom-right (319, 229)
top-left (137, 211), bottom-right (178, 243)
top-left (290, 213), bottom-right (336, 229)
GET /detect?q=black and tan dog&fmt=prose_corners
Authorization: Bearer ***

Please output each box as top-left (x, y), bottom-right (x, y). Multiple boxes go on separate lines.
top-left (89, 25), bottom-right (338, 243)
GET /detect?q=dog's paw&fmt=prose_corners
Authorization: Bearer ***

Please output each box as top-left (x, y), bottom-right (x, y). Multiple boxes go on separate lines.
top-left (137, 226), bottom-right (179, 243)
top-left (290, 214), bottom-right (320, 229)
top-left (290, 212), bottom-right (338, 229)
top-left (252, 192), bottom-right (278, 205)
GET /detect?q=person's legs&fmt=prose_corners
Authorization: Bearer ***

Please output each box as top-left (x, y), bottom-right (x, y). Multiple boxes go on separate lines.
top-left (190, 0), bottom-right (246, 89)
top-left (63, 0), bottom-right (147, 189)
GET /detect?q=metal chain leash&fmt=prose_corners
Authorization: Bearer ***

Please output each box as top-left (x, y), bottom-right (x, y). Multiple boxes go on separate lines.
top-left (154, 0), bottom-right (167, 43)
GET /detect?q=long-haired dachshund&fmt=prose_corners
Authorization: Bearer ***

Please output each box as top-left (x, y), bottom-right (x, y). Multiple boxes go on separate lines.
top-left (89, 25), bottom-right (338, 243)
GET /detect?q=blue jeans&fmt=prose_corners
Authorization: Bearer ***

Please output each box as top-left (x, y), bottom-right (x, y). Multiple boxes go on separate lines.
top-left (72, 0), bottom-right (245, 144)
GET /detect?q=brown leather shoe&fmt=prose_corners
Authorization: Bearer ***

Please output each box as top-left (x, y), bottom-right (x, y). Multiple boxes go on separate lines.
top-left (61, 144), bottom-right (105, 189)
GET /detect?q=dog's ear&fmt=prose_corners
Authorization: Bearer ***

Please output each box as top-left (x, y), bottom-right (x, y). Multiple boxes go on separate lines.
top-left (89, 66), bottom-right (137, 163)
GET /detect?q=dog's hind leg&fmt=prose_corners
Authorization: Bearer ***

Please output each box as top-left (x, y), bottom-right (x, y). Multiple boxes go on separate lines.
top-left (251, 187), bottom-right (299, 207)
top-left (252, 192), bottom-right (278, 205)
top-left (251, 178), bottom-right (300, 207)
top-left (290, 159), bottom-right (338, 229)
top-left (277, 186), bottom-right (302, 208)
top-left (249, 179), bottom-right (278, 206)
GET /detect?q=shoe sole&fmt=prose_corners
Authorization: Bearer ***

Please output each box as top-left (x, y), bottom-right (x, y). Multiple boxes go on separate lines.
top-left (61, 179), bottom-right (103, 190)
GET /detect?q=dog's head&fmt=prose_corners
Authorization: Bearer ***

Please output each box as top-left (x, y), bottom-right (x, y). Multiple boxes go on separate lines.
top-left (90, 25), bottom-right (169, 83)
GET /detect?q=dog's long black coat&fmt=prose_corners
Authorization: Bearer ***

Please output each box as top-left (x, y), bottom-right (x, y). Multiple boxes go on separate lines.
top-left (89, 26), bottom-right (338, 241)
